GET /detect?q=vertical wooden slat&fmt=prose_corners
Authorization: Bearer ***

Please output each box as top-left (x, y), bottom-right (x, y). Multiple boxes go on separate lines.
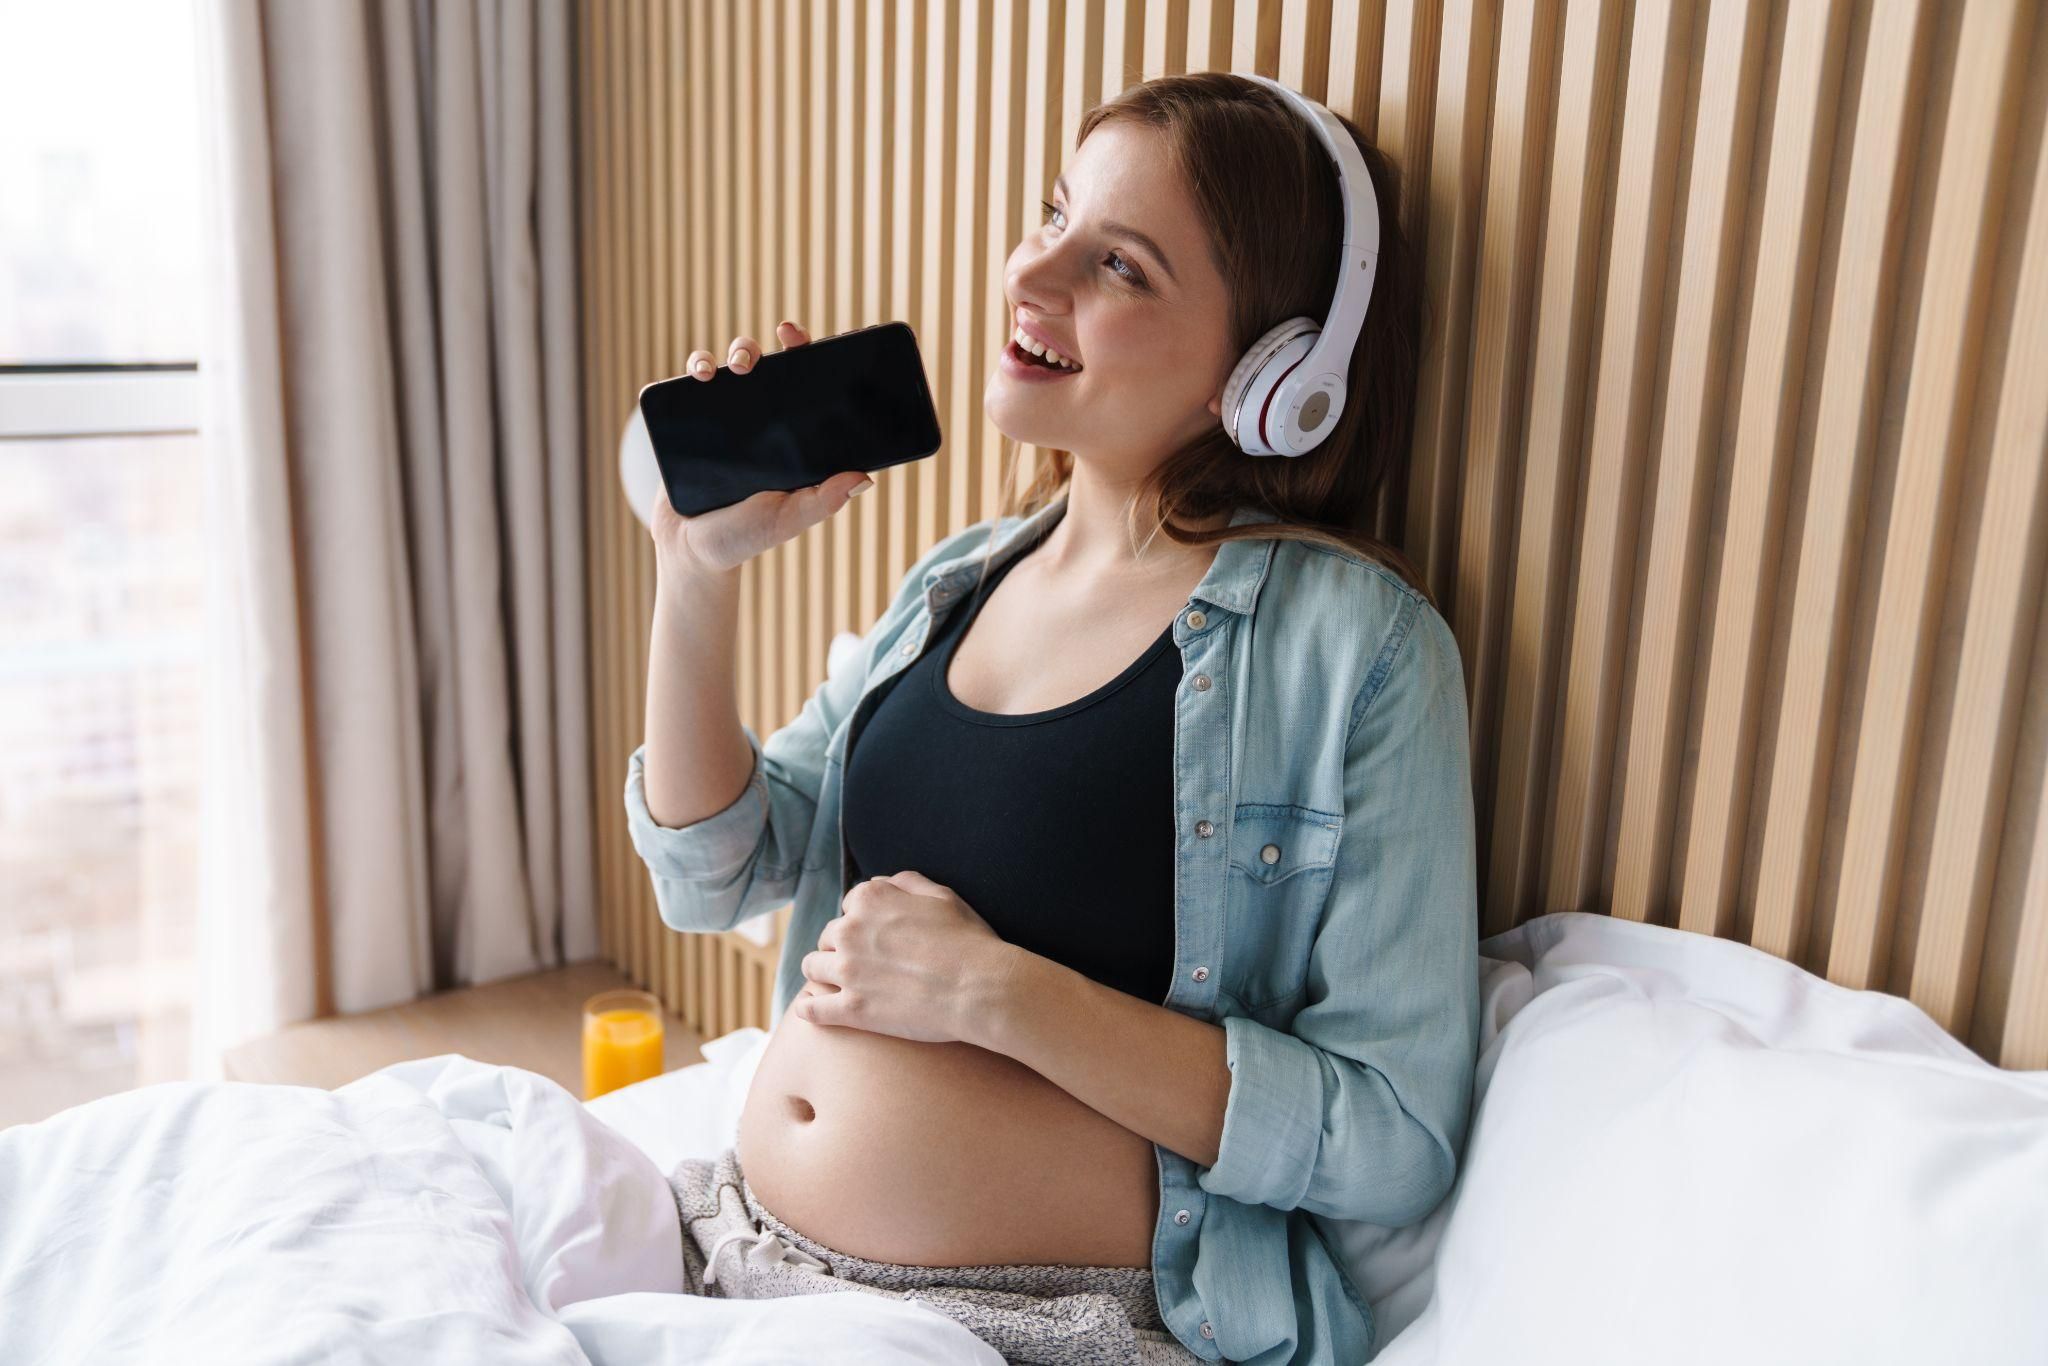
top-left (1454, 0), bottom-right (1561, 919)
top-left (1999, 780), bottom-right (2048, 1067)
top-left (948, 0), bottom-right (994, 535)
top-left (605, 2), bottom-right (631, 967)
top-left (1140, 0), bottom-right (1187, 80)
top-left (1609, 0), bottom-right (1768, 926)
top-left (1541, 0), bottom-right (1692, 920)
top-left (1482, 0), bottom-right (1622, 942)
top-left (918, 1), bottom-right (955, 583)
top-left (1325, 1), bottom-right (1385, 141)
top-left (1277, 0), bottom-right (1333, 102)
top-left (1407, 0), bottom-right (1495, 616)
top-left (1677, 0), bottom-right (1851, 941)
top-left (1750, 0), bottom-right (1935, 968)
top-left (1484, 0), bottom-right (1624, 936)
top-left (1232, 0), bottom-right (1281, 77)
top-left (1183, 0), bottom-right (1228, 74)
top-left (1827, 0), bottom-right (2034, 992)
top-left (1369, 0), bottom-right (1441, 551)
top-left (1064, 0), bottom-right (1104, 163)
top-left (580, 0), bottom-right (614, 965)
top-left (1906, 59), bottom-right (2048, 1036)
top-left (1102, 0), bottom-right (1142, 97)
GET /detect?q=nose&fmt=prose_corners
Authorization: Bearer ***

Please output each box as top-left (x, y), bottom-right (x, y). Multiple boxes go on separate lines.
top-left (1005, 235), bottom-right (1079, 318)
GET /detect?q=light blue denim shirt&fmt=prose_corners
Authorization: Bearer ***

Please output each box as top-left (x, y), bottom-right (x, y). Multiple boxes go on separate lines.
top-left (624, 491), bottom-right (1481, 1364)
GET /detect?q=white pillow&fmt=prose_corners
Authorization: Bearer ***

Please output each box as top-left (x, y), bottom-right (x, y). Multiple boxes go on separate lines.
top-left (1359, 911), bottom-right (2048, 1364)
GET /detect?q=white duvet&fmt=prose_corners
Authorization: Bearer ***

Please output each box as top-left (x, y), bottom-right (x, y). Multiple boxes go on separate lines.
top-left (0, 1052), bottom-right (998, 1365)
top-left (7, 911), bottom-right (2046, 1365)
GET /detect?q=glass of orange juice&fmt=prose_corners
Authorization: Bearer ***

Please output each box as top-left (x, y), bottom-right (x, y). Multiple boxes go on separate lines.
top-left (582, 987), bottom-right (666, 1100)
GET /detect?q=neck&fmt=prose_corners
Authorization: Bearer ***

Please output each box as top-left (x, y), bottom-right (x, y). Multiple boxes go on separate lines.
top-left (1033, 465), bottom-right (1230, 583)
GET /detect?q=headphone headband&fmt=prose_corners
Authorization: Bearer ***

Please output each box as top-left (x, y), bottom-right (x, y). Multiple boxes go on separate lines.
top-left (1221, 76), bottom-right (1382, 457)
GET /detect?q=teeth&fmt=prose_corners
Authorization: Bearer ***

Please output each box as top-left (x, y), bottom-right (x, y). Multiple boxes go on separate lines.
top-left (1012, 325), bottom-right (1081, 370)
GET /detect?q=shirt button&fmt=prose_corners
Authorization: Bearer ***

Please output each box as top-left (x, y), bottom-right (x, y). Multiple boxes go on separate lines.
top-left (1174, 1209), bottom-right (1190, 1225)
top-left (1185, 609), bottom-right (1207, 630)
top-left (1195, 819), bottom-right (1214, 837)
top-left (1191, 966), bottom-right (1209, 982)
top-left (900, 639), bottom-right (917, 655)
top-left (1260, 843), bottom-right (1281, 864)
top-left (1192, 673), bottom-right (1211, 691)
top-left (1200, 1321), bottom-right (1214, 1339)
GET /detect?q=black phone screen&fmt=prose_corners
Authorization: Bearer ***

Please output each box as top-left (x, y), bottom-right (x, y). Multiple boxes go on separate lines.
top-left (637, 320), bottom-right (942, 517)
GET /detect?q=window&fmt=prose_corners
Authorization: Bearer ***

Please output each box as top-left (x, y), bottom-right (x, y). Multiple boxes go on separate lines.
top-left (1, 0), bottom-right (206, 1126)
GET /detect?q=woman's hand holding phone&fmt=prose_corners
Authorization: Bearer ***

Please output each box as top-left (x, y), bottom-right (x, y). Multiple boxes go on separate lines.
top-left (649, 320), bottom-right (876, 586)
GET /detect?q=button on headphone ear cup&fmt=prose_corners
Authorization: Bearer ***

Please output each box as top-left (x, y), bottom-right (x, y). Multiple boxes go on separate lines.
top-left (1222, 318), bottom-right (1319, 454)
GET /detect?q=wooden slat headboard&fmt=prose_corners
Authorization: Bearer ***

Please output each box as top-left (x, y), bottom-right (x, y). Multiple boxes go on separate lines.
top-left (577, 0), bottom-right (2048, 1069)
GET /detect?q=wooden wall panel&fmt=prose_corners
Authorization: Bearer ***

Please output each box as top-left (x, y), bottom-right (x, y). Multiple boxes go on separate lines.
top-left (576, 0), bottom-right (2048, 1069)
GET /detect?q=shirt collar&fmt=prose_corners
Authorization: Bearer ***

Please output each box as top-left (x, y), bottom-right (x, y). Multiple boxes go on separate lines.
top-left (921, 492), bottom-right (1283, 617)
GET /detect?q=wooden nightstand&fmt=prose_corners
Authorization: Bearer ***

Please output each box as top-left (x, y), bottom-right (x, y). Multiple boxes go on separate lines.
top-left (221, 961), bottom-right (705, 1094)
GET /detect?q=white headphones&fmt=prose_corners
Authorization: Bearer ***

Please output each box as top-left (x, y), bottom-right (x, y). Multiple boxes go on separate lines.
top-left (1219, 75), bottom-right (1382, 458)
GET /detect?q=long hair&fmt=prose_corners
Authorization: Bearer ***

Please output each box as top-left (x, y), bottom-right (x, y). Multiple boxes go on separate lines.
top-left (983, 70), bottom-right (1433, 609)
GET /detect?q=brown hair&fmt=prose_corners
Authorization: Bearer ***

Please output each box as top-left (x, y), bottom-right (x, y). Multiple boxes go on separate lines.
top-left (984, 70), bottom-right (1434, 611)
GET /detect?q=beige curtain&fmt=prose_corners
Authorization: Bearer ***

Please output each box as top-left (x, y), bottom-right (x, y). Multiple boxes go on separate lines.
top-left (190, 0), bottom-right (594, 1073)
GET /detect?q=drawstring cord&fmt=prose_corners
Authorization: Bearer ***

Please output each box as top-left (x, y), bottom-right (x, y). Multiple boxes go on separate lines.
top-left (704, 1222), bottom-right (833, 1285)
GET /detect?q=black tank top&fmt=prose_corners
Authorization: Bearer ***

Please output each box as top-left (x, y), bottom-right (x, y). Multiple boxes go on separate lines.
top-left (841, 527), bottom-right (1180, 1005)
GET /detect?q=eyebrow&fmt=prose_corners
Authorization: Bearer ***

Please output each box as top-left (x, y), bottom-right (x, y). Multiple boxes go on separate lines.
top-left (1054, 174), bottom-right (1179, 286)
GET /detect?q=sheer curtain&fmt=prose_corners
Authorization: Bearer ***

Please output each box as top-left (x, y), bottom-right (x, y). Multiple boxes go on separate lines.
top-left (189, 0), bottom-right (595, 1075)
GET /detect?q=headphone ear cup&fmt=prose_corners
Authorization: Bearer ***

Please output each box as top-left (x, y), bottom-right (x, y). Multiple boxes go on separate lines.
top-left (1221, 317), bottom-right (1319, 454)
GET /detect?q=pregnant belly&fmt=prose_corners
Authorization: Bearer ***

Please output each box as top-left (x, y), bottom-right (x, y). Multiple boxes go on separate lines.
top-left (733, 987), bottom-right (1161, 1269)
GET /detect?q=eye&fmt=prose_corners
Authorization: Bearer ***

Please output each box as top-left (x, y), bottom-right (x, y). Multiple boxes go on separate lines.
top-left (1039, 199), bottom-right (1145, 287)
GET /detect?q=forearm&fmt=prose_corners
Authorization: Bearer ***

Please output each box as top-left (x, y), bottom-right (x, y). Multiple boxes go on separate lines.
top-left (977, 946), bottom-right (1231, 1169)
top-left (642, 568), bottom-right (751, 829)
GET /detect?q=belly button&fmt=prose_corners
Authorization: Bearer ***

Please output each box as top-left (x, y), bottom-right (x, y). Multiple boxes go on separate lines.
top-left (785, 1094), bottom-right (817, 1123)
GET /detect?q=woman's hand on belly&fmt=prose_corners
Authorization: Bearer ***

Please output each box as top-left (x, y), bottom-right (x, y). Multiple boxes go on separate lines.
top-left (794, 869), bottom-right (1018, 1048)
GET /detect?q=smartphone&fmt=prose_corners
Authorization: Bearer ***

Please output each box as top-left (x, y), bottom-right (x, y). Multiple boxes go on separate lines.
top-left (637, 320), bottom-right (942, 517)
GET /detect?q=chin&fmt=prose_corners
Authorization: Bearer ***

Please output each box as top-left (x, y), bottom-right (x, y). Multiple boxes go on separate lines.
top-left (983, 371), bottom-right (1080, 450)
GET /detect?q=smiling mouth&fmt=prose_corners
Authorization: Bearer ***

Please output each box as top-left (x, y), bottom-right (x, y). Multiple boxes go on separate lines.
top-left (1006, 339), bottom-right (1084, 375)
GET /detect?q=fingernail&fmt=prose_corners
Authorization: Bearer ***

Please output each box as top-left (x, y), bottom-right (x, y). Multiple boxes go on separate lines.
top-left (692, 358), bottom-right (711, 376)
top-left (849, 479), bottom-right (874, 498)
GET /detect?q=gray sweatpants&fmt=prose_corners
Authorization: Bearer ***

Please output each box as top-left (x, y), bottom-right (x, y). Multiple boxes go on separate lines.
top-left (667, 1146), bottom-right (1205, 1365)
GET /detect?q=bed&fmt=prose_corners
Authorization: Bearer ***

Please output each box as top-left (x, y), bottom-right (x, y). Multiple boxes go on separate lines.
top-left (4, 911), bottom-right (2044, 1364)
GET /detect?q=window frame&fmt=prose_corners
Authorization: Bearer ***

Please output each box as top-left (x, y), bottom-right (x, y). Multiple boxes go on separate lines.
top-left (0, 363), bottom-right (199, 439)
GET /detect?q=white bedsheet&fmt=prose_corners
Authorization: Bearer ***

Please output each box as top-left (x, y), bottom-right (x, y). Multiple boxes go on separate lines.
top-left (0, 1051), bottom-right (998, 1365)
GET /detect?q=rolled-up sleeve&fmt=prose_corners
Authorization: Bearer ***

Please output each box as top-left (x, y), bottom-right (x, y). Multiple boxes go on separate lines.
top-left (623, 629), bottom-right (865, 935)
top-left (1197, 603), bottom-right (1481, 1226)
top-left (632, 731), bottom-right (785, 884)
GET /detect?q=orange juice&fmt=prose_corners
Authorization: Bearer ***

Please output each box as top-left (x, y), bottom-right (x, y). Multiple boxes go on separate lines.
top-left (582, 990), bottom-right (665, 1099)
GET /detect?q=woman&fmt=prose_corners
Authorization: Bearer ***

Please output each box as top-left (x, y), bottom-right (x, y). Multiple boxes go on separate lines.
top-left (627, 72), bottom-right (1480, 1366)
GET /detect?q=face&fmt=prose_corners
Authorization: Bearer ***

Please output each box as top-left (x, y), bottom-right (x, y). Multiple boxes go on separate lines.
top-left (986, 121), bottom-right (1237, 479)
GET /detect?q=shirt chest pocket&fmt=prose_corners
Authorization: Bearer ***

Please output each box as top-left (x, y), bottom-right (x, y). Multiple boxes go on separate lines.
top-left (1223, 802), bottom-right (1342, 1010)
